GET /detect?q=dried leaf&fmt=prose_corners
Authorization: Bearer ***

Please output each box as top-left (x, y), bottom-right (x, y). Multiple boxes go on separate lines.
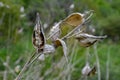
top-left (32, 13), bottom-right (46, 52)
top-left (55, 39), bottom-right (68, 62)
top-left (75, 33), bottom-right (107, 47)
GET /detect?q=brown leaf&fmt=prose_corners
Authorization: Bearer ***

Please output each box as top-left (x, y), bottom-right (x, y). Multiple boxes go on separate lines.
top-left (32, 13), bottom-right (46, 52)
top-left (75, 33), bottom-right (107, 47)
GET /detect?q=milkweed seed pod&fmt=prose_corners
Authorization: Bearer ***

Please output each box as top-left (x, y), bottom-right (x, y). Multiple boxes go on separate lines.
top-left (87, 65), bottom-right (97, 76)
top-left (38, 54), bottom-right (45, 61)
top-left (52, 39), bottom-right (68, 62)
top-left (48, 21), bottom-right (61, 42)
top-left (49, 12), bottom-right (87, 46)
top-left (43, 44), bottom-right (55, 54)
top-left (48, 11), bottom-right (94, 42)
top-left (60, 12), bottom-right (86, 38)
top-left (14, 65), bottom-right (21, 73)
top-left (82, 63), bottom-right (97, 76)
top-left (82, 63), bottom-right (91, 76)
top-left (32, 13), bottom-right (46, 52)
top-left (60, 10), bottom-right (94, 38)
top-left (75, 33), bottom-right (107, 47)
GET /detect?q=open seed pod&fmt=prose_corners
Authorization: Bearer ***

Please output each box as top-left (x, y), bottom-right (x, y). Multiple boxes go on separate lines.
top-left (62, 13), bottom-right (85, 26)
top-left (87, 65), bottom-right (97, 76)
top-left (60, 12), bottom-right (86, 38)
top-left (82, 63), bottom-right (97, 76)
top-left (59, 10), bottom-right (94, 38)
top-left (54, 39), bottom-right (68, 62)
top-left (48, 11), bottom-right (94, 48)
top-left (48, 12), bottom-right (92, 42)
top-left (48, 21), bottom-right (61, 42)
top-left (43, 44), bottom-right (55, 54)
top-left (75, 33), bottom-right (107, 47)
top-left (82, 63), bottom-right (91, 76)
top-left (48, 10), bottom-right (94, 42)
top-left (32, 13), bottom-right (46, 52)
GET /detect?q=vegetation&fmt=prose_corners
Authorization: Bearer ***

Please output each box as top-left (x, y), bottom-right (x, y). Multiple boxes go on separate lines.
top-left (0, 0), bottom-right (120, 80)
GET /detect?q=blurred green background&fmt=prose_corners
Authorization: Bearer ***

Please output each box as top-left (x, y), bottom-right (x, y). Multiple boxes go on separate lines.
top-left (0, 0), bottom-right (120, 80)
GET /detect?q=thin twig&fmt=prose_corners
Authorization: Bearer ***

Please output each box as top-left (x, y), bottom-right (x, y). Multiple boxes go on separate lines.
top-left (27, 53), bottom-right (42, 67)
top-left (86, 48), bottom-right (90, 64)
top-left (3, 70), bottom-right (7, 80)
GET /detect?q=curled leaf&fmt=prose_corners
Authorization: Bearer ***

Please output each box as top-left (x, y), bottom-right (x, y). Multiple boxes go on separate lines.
top-left (75, 33), bottom-right (107, 47)
top-left (32, 13), bottom-right (46, 52)
top-left (55, 39), bottom-right (68, 62)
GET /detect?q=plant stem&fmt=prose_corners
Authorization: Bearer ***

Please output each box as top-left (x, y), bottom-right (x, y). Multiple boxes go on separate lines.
top-left (106, 48), bottom-right (110, 80)
top-left (94, 44), bottom-right (101, 80)
top-left (15, 52), bottom-right (37, 80)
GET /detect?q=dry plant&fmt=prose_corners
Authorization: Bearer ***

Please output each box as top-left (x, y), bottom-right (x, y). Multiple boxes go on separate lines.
top-left (15, 10), bottom-right (107, 80)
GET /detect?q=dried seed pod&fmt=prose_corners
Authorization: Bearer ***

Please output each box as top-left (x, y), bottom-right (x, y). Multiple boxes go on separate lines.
top-left (82, 63), bottom-right (91, 76)
top-left (87, 65), bottom-right (97, 76)
top-left (48, 12), bottom-right (86, 41)
top-left (54, 39), bottom-right (68, 62)
top-left (62, 13), bottom-right (85, 26)
top-left (82, 63), bottom-right (97, 76)
top-left (48, 21), bottom-right (61, 41)
top-left (60, 13), bottom-right (85, 37)
top-left (32, 13), bottom-right (46, 52)
top-left (38, 54), bottom-right (45, 61)
top-left (14, 65), bottom-right (21, 73)
top-left (43, 44), bottom-right (55, 54)
top-left (75, 33), bottom-right (107, 47)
